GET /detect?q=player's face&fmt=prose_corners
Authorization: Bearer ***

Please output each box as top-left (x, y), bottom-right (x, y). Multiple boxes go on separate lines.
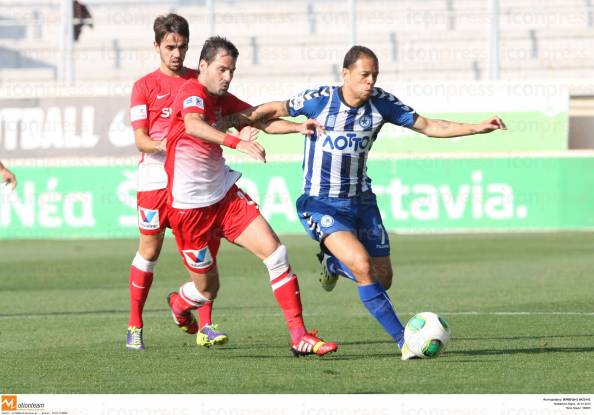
top-left (343, 56), bottom-right (379, 103)
top-left (155, 32), bottom-right (188, 74)
top-left (199, 51), bottom-right (236, 96)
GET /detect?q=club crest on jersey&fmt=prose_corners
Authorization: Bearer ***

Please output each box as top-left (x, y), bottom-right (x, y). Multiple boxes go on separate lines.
top-left (320, 215), bottom-right (334, 228)
top-left (359, 115), bottom-right (372, 129)
top-left (183, 96), bottom-right (204, 110)
top-left (183, 248), bottom-right (213, 270)
top-left (138, 207), bottom-right (159, 230)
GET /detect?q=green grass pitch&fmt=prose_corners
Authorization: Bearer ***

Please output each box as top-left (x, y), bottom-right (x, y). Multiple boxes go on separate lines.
top-left (1, 233), bottom-right (593, 393)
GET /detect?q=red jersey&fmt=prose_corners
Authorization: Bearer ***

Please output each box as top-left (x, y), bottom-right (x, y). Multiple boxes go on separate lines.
top-left (166, 78), bottom-right (251, 209)
top-left (129, 67), bottom-right (197, 191)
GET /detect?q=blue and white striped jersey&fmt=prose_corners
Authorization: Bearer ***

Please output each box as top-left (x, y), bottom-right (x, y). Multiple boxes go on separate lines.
top-left (287, 85), bottom-right (418, 198)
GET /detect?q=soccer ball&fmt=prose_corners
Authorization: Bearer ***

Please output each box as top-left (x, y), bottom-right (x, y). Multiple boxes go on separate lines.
top-left (404, 312), bottom-right (451, 358)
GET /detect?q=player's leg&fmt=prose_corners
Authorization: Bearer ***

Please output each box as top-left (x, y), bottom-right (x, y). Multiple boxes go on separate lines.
top-left (323, 231), bottom-right (406, 349)
top-left (127, 189), bottom-right (168, 350)
top-left (227, 186), bottom-right (337, 356)
top-left (371, 256), bottom-right (393, 290)
top-left (167, 206), bottom-right (227, 346)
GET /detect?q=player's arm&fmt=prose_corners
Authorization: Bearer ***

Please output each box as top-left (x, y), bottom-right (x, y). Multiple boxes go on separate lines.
top-left (0, 160), bottom-right (17, 190)
top-left (184, 113), bottom-right (266, 162)
top-left (218, 101), bottom-right (322, 135)
top-left (134, 128), bottom-right (167, 153)
top-left (411, 115), bottom-right (507, 138)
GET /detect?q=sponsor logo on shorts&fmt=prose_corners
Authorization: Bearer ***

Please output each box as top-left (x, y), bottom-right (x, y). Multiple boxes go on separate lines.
top-left (183, 247), bottom-right (213, 270)
top-left (138, 207), bottom-right (159, 230)
top-left (320, 215), bottom-right (334, 228)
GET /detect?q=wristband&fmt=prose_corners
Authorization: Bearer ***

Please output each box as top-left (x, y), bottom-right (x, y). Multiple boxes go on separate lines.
top-left (223, 134), bottom-right (241, 149)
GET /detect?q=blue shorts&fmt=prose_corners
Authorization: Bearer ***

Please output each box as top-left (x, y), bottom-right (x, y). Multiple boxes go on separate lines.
top-left (296, 191), bottom-right (390, 257)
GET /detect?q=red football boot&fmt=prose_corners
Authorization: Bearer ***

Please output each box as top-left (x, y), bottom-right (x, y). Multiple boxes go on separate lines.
top-left (291, 330), bottom-right (338, 357)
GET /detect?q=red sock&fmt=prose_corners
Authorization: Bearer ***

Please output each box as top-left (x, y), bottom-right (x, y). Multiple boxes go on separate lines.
top-left (171, 291), bottom-right (194, 315)
top-left (197, 301), bottom-right (213, 330)
top-left (128, 265), bottom-right (153, 327)
top-left (271, 269), bottom-right (306, 343)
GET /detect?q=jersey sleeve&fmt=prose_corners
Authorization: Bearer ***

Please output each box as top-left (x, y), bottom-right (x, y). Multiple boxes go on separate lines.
top-left (224, 94), bottom-right (252, 115)
top-left (372, 88), bottom-right (418, 128)
top-left (286, 86), bottom-right (330, 118)
top-left (130, 80), bottom-right (149, 130)
top-left (179, 82), bottom-right (206, 118)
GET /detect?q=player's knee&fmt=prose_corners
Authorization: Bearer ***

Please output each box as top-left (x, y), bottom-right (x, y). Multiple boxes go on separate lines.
top-left (138, 244), bottom-right (160, 261)
top-left (349, 253), bottom-right (372, 279)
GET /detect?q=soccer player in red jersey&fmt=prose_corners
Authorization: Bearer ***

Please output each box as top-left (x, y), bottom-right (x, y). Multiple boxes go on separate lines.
top-left (164, 36), bottom-right (337, 355)
top-left (126, 14), bottom-right (198, 350)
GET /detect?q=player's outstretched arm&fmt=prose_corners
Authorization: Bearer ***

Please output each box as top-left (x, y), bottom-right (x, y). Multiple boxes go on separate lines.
top-left (184, 113), bottom-right (266, 162)
top-left (134, 128), bottom-right (166, 153)
top-left (411, 115), bottom-right (507, 138)
top-left (0, 161), bottom-right (17, 190)
top-left (219, 101), bottom-right (323, 136)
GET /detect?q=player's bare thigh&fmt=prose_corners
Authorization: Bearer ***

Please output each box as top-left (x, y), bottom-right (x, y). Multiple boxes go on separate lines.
top-left (233, 215), bottom-right (281, 260)
top-left (138, 231), bottom-right (165, 261)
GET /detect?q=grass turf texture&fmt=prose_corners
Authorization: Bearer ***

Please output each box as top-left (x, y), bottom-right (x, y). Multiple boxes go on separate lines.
top-left (1, 233), bottom-right (593, 393)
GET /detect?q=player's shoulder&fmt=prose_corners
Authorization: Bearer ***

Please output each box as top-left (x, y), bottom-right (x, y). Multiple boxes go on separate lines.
top-left (133, 69), bottom-right (160, 87)
top-left (298, 85), bottom-right (334, 101)
top-left (370, 87), bottom-right (401, 103)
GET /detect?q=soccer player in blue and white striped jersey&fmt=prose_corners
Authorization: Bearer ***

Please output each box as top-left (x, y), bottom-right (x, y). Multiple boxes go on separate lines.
top-left (226, 45), bottom-right (506, 359)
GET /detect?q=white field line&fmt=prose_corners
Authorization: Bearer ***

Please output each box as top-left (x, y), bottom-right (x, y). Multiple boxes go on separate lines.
top-left (0, 310), bottom-right (593, 320)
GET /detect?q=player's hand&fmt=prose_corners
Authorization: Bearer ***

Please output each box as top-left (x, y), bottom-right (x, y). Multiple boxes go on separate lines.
top-left (155, 139), bottom-right (167, 153)
top-left (236, 140), bottom-right (266, 163)
top-left (299, 119), bottom-right (325, 136)
top-left (477, 116), bottom-right (507, 133)
top-left (239, 126), bottom-right (260, 142)
top-left (1, 167), bottom-right (17, 190)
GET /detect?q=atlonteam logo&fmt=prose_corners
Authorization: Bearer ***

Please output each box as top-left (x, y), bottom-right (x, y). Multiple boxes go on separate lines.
top-left (1, 395), bottom-right (44, 412)
top-left (1, 395), bottom-right (17, 411)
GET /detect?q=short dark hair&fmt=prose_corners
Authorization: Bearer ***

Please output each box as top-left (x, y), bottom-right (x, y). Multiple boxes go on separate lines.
top-left (199, 36), bottom-right (239, 64)
top-left (342, 45), bottom-right (378, 69)
top-left (153, 13), bottom-right (189, 45)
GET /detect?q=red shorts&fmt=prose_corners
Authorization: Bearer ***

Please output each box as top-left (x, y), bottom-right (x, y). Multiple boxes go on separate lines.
top-left (137, 188), bottom-right (169, 235)
top-left (169, 185), bottom-right (261, 273)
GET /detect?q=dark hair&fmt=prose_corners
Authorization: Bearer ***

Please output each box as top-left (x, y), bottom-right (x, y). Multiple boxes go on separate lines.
top-left (153, 13), bottom-right (189, 45)
top-left (199, 36), bottom-right (239, 64)
top-left (342, 45), bottom-right (378, 69)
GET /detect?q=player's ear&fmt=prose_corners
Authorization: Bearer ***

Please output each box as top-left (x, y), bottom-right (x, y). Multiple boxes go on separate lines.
top-left (198, 59), bottom-right (208, 72)
top-left (341, 67), bottom-right (349, 81)
top-left (153, 41), bottom-right (160, 52)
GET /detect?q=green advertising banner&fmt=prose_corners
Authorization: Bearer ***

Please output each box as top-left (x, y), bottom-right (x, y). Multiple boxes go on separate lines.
top-left (1, 156), bottom-right (593, 239)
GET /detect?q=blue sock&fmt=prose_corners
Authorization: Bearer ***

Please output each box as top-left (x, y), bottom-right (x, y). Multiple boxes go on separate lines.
top-left (327, 256), bottom-right (357, 282)
top-left (358, 282), bottom-right (405, 348)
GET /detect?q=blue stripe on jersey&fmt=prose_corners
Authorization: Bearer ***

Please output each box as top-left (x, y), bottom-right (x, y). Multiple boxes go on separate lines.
top-left (338, 154), bottom-right (352, 197)
top-left (355, 154), bottom-right (366, 195)
top-left (319, 151), bottom-right (333, 197)
top-left (303, 132), bottom-right (316, 194)
top-left (344, 108), bottom-right (358, 131)
top-left (324, 91), bottom-right (341, 131)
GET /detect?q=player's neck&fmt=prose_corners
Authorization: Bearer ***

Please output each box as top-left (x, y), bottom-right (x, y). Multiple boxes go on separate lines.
top-left (159, 65), bottom-right (185, 78)
top-left (339, 86), bottom-right (364, 108)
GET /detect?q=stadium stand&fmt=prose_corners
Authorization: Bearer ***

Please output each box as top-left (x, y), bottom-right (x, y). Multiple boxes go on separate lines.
top-left (1, 0), bottom-right (593, 89)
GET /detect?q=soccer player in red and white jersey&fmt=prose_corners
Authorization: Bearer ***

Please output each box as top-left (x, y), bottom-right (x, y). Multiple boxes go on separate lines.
top-left (164, 36), bottom-right (337, 355)
top-left (126, 14), bottom-right (198, 350)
